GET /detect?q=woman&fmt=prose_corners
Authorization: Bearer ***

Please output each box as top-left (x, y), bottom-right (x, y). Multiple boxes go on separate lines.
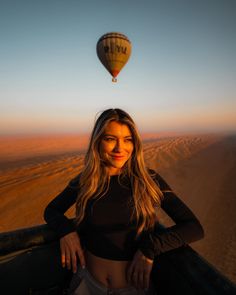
top-left (44, 108), bottom-right (204, 295)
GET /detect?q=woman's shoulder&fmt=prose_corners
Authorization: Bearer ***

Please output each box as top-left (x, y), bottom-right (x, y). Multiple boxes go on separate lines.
top-left (147, 168), bottom-right (172, 191)
top-left (68, 173), bottom-right (82, 189)
top-left (147, 168), bottom-right (160, 182)
top-left (147, 168), bottom-right (157, 177)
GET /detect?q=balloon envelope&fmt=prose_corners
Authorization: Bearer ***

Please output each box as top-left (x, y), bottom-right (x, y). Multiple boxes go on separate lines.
top-left (96, 32), bottom-right (132, 82)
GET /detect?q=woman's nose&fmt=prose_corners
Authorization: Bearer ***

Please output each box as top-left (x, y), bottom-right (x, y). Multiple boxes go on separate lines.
top-left (114, 140), bottom-right (123, 152)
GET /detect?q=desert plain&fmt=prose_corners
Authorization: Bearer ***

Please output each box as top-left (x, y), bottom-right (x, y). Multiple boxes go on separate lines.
top-left (0, 132), bottom-right (236, 283)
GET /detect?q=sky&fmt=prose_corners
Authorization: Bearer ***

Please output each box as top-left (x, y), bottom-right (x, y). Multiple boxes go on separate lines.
top-left (1, 0), bottom-right (236, 135)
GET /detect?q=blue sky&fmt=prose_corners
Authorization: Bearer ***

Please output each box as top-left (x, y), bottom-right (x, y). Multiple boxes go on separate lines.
top-left (1, 0), bottom-right (235, 135)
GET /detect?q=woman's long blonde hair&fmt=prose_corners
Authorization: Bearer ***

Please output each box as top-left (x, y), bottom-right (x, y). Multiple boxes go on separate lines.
top-left (74, 108), bottom-right (163, 236)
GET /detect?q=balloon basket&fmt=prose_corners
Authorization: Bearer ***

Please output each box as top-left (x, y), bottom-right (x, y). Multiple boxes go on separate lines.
top-left (112, 78), bottom-right (117, 82)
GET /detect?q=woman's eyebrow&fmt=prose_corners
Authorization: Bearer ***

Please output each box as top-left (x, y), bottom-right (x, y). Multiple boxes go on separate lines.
top-left (103, 133), bottom-right (116, 137)
top-left (103, 133), bottom-right (132, 138)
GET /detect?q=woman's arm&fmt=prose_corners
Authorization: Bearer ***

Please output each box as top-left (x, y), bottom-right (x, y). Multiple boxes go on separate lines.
top-left (138, 172), bottom-right (204, 260)
top-left (44, 184), bottom-right (78, 238)
top-left (44, 176), bottom-right (86, 272)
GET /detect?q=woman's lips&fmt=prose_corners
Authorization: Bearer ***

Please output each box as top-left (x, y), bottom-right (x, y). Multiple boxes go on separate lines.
top-left (111, 155), bottom-right (125, 160)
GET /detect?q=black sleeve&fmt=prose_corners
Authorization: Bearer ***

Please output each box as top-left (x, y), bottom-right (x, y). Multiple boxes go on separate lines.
top-left (138, 171), bottom-right (204, 260)
top-left (43, 179), bottom-right (79, 238)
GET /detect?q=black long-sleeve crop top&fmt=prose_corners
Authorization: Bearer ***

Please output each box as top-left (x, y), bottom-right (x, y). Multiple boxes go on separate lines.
top-left (44, 170), bottom-right (204, 260)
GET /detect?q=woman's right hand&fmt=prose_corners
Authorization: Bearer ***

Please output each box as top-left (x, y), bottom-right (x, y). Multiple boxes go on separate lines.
top-left (60, 231), bottom-right (86, 274)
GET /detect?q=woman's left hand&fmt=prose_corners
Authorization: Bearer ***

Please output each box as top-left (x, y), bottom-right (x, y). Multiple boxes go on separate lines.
top-left (126, 249), bottom-right (154, 290)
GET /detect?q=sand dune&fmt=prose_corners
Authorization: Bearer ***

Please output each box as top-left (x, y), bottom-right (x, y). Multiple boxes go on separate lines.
top-left (0, 133), bottom-right (235, 283)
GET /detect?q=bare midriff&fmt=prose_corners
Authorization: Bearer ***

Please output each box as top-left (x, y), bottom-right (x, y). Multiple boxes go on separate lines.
top-left (84, 249), bottom-right (131, 289)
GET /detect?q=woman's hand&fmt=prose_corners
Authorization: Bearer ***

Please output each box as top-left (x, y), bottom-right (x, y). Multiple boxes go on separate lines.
top-left (60, 231), bottom-right (86, 274)
top-left (127, 249), bottom-right (154, 290)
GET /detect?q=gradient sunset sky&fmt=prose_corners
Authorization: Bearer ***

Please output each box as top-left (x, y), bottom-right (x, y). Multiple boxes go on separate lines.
top-left (1, 0), bottom-right (235, 135)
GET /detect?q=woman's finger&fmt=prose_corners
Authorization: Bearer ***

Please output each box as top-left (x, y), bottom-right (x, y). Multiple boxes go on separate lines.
top-left (144, 271), bottom-right (150, 289)
top-left (71, 252), bottom-right (78, 274)
top-left (65, 244), bottom-right (71, 270)
top-left (138, 270), bottom-right (144, 289)
top-left (60, 241), bottom-right (66, 268)
top-left (76, 247), bottom-right (86, 268)
top-left (132, 270), bottom-right (139, 288)
top-left (126, 260), bottom-right (135, 284)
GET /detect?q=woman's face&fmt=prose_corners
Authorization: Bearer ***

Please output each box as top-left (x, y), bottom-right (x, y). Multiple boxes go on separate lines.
top-left (99, 121), bottom-right (134, 175)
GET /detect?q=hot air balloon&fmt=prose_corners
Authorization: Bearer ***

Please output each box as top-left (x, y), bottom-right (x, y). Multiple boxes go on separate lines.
top-left (96, 32), bottom-right (132, 82)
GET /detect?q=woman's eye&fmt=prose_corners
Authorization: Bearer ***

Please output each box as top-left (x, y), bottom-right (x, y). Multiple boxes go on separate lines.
top-left (104, 137), bottom-right (115, 142)
top-left (103, 137), bottom-right (133, 143)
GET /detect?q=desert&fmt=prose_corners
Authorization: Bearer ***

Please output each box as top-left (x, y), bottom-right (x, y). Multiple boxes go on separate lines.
top-left (0, 133), bottom-right (235, 284)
